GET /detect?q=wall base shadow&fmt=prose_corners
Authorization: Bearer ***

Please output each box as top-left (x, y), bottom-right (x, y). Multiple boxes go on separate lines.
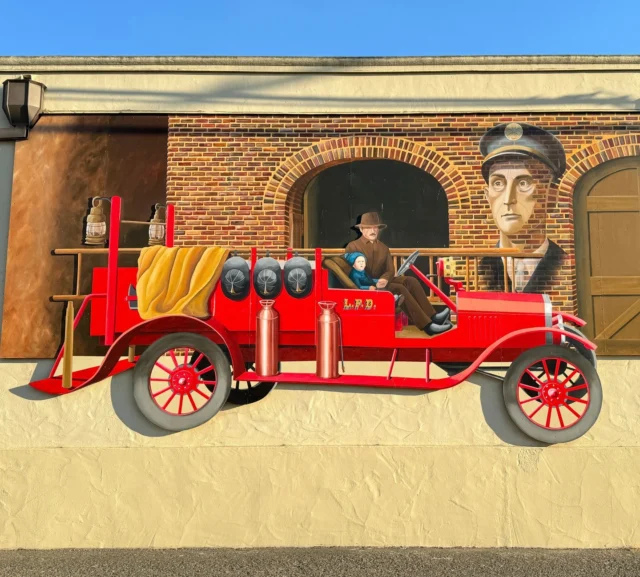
top-left (464, 372), bottom-right (548, 448)
top-left (9, 360), bottom-right (57, 401)
top-left (109, 369), bottom-right (174, 438)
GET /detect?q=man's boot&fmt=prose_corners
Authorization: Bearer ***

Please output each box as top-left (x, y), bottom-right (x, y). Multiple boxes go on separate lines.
top-left (424, 321), bottom-right (453, 336)
top-left (432, 307), bottom-right (451, 325)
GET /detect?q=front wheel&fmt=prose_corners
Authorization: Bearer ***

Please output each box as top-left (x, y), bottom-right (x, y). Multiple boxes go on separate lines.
top-left (503, 345), bottom-right (602, 444)
top-left (133, 333), bottom-right (232, 431)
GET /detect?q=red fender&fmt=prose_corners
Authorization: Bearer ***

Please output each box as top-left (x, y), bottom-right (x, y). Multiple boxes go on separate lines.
top-left (30, 315), bottom-right (243, 395)
top-left (557, 312), bottom-right (587, 327)
top-left (427, 326), bottom-right (597, 390)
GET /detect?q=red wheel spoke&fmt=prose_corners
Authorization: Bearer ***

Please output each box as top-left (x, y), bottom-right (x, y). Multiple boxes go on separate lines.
top-left (528, 402), bottom-right (545, 419)
top-left (562, 402), bottom-right (582, 418)
top-left (519, 383), bottom-right (541, 392)
top-left (200, 380), bottom-right (217, 385)
top-left (178, 394), bottom-right (184, 414)
top-left (168, 349), bottom-right (179, 368)
top-left (568, 398), bottom-right (588, 405)
top-left (542, 359), bottom-right (551, 381)
top-left (545, 405), bottom-right (552, 428)
top-left (568, 384), bottom-right (588, 392)
top-left (191, 352), bottom-right (205, 368)
top-left (187, 392), bottom-right (198, 412)
top-left (193, 387), bottom-right (211, 400)
top-left (155, 361), bottom-right (174, 375)
top-left (150, 378), bottom-right (170, 382)
top-left (553, 358), bottom-right (561, 380)
top-left (559, 369), bottom-right (579, 387)
top-left (525, 369), bottom-right (546, 387)
top-left (183, 347), bottom-right (190, 366)
top-left (556, 406), bottom-right (565, 428)
top-left (197, 366), bottom-right (214, 376)
top-left (152, 385), bottom-right (172, 397)
top-left (162, 392), bottom-right (176, 410)
top-left (520, 396), bottom-right (541, 404)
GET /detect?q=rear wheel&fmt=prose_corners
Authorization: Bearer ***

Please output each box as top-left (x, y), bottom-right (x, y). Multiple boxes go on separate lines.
top-left (190, 352), bottom-right (278, 406)
top-left (503, 345), bottom-right (602, 444)
top-left (133, 333), bottom-right (231, 431)
top-left (227, 363), bottom-right (279, 406)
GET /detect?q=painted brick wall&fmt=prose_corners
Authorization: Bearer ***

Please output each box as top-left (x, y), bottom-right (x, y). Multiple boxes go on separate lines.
top-left (166, 113), bottom-right (640, 312)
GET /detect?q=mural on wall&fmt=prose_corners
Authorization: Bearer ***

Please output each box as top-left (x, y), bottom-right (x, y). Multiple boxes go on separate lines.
top-left (9, 110), bottom-right (639, 443)
top-left (478, 122), bottom-right (567, 294)
top-left (0, 115), bottom-right (168, 358)
top-left (344, 212), bottom-right (452, 335)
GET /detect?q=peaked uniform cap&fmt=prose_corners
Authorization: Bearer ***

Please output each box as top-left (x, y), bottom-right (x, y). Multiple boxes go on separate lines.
top-left (479, 122), bottom-right (567, 182)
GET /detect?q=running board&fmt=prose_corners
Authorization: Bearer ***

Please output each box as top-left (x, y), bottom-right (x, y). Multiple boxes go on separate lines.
top-left (30, 359), bottom-right (136, 395)
top-left (435, 363), bottom-right (504, 387)
top-left (237, 370), bottom-right (461, 391)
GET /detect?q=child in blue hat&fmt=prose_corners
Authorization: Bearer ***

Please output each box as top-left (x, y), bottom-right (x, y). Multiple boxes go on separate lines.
top-left (345, 252), bottom-right (401, 304)
top-left (345, 252), bottom-right (377, 290)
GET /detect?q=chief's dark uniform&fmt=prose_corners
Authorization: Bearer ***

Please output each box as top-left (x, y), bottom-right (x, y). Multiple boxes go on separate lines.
top-left (481, 240), bottom-right (565, 293)
top-left (479, 122), bottom-right (567, 294)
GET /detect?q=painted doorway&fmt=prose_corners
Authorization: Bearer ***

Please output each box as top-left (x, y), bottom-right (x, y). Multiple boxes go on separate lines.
top-left (303, 160), bottom-right (449, 250)
top-left (574, 156), bottom-right (640, 355)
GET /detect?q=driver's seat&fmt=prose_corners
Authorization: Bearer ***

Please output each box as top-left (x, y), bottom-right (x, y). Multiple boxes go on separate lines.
top-left (322, 256), bottom-right (358, 289)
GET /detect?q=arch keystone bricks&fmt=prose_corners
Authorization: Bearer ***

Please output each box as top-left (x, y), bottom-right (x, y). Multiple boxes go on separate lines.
top-left (262, 136), bottom-right (472, 213)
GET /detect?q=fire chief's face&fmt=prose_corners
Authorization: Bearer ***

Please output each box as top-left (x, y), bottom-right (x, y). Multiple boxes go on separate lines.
top-left (484, 158), bottom-right (552, 237)
top-left (360, 226), bottom-right (380, 242)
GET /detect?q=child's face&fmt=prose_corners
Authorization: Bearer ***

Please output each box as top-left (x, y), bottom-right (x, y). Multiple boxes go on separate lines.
top-left (353, 256), bottom-right (366, 271)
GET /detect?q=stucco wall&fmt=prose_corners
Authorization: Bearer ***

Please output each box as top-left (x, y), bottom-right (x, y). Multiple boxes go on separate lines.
top-left (0, 359), bottom-right (638, 549)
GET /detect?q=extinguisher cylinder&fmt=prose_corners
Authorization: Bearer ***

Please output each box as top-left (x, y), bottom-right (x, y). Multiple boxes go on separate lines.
top-left (256, 299), bottom-right (279, 377)
top-left (316, 301), bottom-right (340, 379)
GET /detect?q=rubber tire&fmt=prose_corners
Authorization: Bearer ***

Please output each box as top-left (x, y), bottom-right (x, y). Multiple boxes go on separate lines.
top-left (503, 345), bottom-right (603, 444)
top-left (133, 333), bottom-right (232, 431)
top-left (564, 325), bottom-right (597, 369)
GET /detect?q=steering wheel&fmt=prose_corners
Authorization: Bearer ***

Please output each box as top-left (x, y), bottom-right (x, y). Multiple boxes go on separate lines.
top-left (396, 250), bottom-right (420, 277)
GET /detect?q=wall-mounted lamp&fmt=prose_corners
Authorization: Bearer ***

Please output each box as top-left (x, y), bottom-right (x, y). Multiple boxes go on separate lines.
top-left (1, 76), bottom-right (46, 141)
top-left (148, 204), bottom-right (166, 246)
top-left (84, 198), bottom-right (108, 246)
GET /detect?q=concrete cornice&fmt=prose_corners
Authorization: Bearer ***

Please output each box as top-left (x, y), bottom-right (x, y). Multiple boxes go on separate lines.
top-left (1, 55), bottom-right (640, 73)
top-left (1, 55), bottom-right (639, 114)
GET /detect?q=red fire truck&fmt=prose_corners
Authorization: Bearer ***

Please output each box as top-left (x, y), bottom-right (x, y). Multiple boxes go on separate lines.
top-left (31, 196), bottom-right (602, 444)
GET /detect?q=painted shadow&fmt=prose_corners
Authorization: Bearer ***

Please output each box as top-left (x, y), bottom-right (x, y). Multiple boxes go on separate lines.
top-left (109, 369), bottom-right (174, 438)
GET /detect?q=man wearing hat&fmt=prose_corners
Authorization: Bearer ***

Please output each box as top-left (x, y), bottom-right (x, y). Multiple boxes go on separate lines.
top-left (479, 122), bottom-right (567, 293)
top-left (345, 212), bottom-right (452, 335)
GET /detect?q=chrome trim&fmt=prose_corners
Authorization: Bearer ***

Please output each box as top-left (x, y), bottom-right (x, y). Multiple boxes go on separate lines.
top-left (542, 294), bottom-right (553, 344)
top-left (557, 316), bottom-right (566, 345)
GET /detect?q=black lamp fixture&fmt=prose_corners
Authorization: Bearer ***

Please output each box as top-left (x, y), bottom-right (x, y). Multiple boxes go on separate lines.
top-left (1, 76), bottom-right (46, 141)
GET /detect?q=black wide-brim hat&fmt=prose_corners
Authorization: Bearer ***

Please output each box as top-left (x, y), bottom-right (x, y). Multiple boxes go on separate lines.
top-left (479, 122), bottom-right (567, 183)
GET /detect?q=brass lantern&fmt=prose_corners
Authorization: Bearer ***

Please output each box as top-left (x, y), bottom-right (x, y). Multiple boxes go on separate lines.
top-left (148, 204), bottom-right (166, 246)
top-left (84, 198), bottom-right (107, 245)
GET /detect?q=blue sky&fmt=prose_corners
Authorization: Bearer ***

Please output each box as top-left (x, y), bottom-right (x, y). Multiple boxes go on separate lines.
top-left (1, 0), bottom-right (638, 56)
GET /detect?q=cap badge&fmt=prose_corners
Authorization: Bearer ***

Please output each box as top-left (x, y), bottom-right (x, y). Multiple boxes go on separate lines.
top-left (505, 123), bottom-right (523, 141)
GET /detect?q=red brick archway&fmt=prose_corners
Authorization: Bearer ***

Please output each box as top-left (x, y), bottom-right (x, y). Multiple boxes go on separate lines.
top-left (558, 134), bottom-right (640, 199)
top-left (262, 136), bottom-right (471, 245)
top-left (556, 135), bottom-right (640, 315)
